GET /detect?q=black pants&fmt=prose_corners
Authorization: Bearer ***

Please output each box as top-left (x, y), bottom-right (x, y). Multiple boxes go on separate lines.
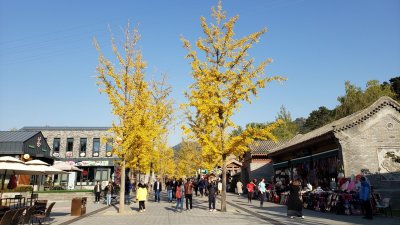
top-left (200, 188), bottom-right (204, 197)
top-left (209, 197), bottom-right (215, 209)
top-left (139, 201), bottom-right (145, 210)
top-left (172, 189), bottom-right (176, 199)
top-left (185, 194), bottom-right (193, 209)
top-left (259, 192), bottom-right (265, 206)
top-left (362, 200), bottom-right (373, 219)
top-left (248, 192), bottom-right (253, 203)
top-left (95, 192), bottom-right (101, 202)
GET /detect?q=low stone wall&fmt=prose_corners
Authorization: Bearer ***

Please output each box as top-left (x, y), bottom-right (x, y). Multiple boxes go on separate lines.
top-left (37, 192), bottom-right (95, 201)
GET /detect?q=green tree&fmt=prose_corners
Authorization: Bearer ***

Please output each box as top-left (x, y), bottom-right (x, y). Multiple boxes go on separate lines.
top-left (384, 76), bottom-right (400, 100)
top-left (303, 106), bottom-right (334, 133)
top-left (270, 105), bottom-right (298, 141)
top-left (335, 80), bottom-right (396, 119)
top-left (293, 117), bottom-right (306, 134)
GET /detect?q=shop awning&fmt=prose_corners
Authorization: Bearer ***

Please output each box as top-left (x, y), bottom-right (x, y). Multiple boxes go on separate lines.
top-left (311, 149), bottom-right (339, 160)
top-left (291, 155), bottom-right (312, 164)
top-left (273, 161), bottom-right (289, 169)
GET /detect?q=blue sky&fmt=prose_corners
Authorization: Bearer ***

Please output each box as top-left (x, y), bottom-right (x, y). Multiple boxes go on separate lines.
top-left (0, 0), bottom-right (399, 147)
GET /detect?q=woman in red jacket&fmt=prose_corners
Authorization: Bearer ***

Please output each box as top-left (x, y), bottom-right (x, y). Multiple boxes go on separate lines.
top-left (246, 181), bottom-right (255, 203)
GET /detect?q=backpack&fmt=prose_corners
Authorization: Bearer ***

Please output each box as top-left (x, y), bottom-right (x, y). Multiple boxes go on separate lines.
top-left (176, 186), bottom-right (182, 198)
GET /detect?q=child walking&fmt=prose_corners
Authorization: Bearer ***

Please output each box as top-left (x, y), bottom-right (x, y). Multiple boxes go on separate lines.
top-left (136, 182), bottom-right (148, 212)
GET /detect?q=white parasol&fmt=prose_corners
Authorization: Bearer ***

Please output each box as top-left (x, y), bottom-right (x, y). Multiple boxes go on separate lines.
top-left (52, 161), bottom-right (82, 172)
top-left (0, 156), bottom-right (44, 196)
top-left (25, 160), bottom-right (65, 175)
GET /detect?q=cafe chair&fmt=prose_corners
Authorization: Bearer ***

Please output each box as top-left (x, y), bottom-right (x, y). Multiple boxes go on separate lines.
top-left (20, 206), bottom-right (35, 225)
top-left (32, 200), bottom-right (47, 214)
top-left (10, 208), bottom-right (25, 225)
top-left (0, 209), bottom-right (17, 225)
top-left (376, 198), bottom-right (392, 217)
top-left (31, 202), bottom-right (55, 225)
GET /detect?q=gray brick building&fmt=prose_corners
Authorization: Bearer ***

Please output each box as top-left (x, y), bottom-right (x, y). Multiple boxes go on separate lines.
top-left (241, 140), bottom-right (283, 184)
top-left (20, 127), bottom-right (119, 189)
top-left (268, 96), bottom-right (400, 209)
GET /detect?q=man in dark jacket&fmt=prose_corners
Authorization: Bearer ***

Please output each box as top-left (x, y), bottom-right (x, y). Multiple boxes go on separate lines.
top-left (207, 179), bottom-right (217, 211)
top-left (153, 178), bottom-right (162, 202)
top-left (93, 181), bottom-right (102, 204)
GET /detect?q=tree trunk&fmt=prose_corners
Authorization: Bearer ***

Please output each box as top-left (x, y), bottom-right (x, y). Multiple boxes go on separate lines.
top-left (221, 154), bottom-right (227, 212)
top-left (119, 159), bottom-right (125, 214)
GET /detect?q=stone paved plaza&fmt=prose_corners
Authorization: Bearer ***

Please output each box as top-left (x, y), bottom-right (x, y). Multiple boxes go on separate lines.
top-left (45, 192), bottom-right (399, 225)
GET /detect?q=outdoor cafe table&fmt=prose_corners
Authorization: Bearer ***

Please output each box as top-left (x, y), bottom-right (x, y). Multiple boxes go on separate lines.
top-left (0, 197), bottom-right (26, 208)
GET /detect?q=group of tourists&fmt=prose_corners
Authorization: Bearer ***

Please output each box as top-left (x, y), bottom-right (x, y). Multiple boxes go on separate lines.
top-left (92, 174), bottom-right (374, 221)
top-left (93, 176), bottom-right (221, 213)
top-left (237, 175), bottom-right (373, 220)
top-left (164, 177), bottom-right (218, 212)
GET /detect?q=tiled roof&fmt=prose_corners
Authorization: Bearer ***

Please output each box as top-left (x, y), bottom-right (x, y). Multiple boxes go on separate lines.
top-left (20, 126), bottom-right (111, 131)
top-left (268, 96), bottom-right (400, 156)
top-left (0, 131), bottom-right (38, 142)
top-left (248, 140), bottom-right (284, 155)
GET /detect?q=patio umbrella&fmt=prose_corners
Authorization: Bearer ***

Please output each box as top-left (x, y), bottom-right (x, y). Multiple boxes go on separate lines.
top-left (0, 156), bottom-right (43, 197)
top-left (52, 161), bottom-right (82, 190)
top-left (52, 161), bottom-right (82, 172)
top-left (25, 160), bottom-right (65, 175)
top-left (25, 160), bottom-right (65, 193)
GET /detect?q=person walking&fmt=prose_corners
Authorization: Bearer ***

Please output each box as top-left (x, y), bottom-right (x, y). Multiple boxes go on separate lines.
top-left (136, 182), bottom-right (148, 212)
top-left (246, 180), bottom-right (255, 203)
top-left (175, 181), bottom-right (183, 212)
top-left (166, 179), bottom-right (173, 202)
top-left (360, 176), bottom-right (373, 220)
top-left (105, 181), bottom-right (113, 206)
top-left (198, 177), bottom-right (205, 198)
top-left (184, 179), bottom-right (193, 211)
top-left (258, 178), bottom-right (266, 207)
top-left (208, 179), bottom-right (217, 212)
top-left (193, 180), bottom-right (199, 197)
top-left (236, 180), bottom-right (243, 196)
top-left (153, 178), bottom-right (162, 203)
top-left (287, 179), bottom-right (304, 219)
top-left (172, 178), bottom-right (177, 200)
top-left (125, 177), bottom-right (132, 204)
top-left (217, 179), bottom-right (222, 196)
top-left (93, 181), bottom-right (102, 204)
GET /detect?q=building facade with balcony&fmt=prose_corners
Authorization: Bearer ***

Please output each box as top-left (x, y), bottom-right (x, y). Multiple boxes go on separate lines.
top-left (21, 127), bottom-right (119, 189)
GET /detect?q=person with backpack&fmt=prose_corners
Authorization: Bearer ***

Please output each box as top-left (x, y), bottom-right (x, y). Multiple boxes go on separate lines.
top-left (175, 181), bottom-right (184, 212)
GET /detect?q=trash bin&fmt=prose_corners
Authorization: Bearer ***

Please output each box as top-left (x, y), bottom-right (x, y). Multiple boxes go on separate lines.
top-left (71, 197), bottom-right (87, 216)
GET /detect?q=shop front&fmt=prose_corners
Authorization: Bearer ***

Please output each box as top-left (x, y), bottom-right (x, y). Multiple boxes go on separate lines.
top-left (55, 159), bottom-right (116, 189)
top-left (268, 97), bottom-right (400, 211)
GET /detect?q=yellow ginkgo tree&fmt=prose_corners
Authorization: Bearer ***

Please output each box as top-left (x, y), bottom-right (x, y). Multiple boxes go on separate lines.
top-left (94, 23), bottom-right (173, 213)
top-left (181, 2), bottom-right (285, 212)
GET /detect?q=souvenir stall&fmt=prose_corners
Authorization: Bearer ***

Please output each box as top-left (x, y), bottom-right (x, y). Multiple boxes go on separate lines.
top-left (270, 161), bottom-right (290, 204)
top-left (269, 149), bottom-right (381, 215)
